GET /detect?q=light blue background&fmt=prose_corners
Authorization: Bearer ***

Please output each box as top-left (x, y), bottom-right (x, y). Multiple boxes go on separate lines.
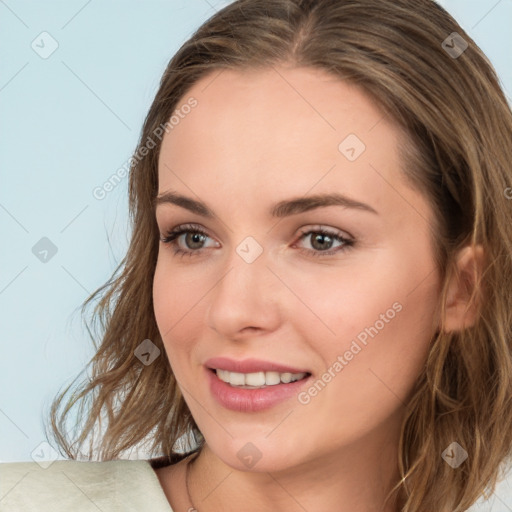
top-left (1, 1), bottom-right (511, 510)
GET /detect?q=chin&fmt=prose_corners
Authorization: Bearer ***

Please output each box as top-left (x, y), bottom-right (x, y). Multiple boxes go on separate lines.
top-left (203, 432), bottom-right (308, 474)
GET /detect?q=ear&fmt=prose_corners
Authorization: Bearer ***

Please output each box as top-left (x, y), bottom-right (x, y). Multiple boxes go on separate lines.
top-left (442, 244), bottom-right (485, 332)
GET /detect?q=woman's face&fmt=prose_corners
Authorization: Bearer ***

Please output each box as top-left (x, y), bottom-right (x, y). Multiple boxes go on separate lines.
top-left (153, 66), bottom-right (441, 472)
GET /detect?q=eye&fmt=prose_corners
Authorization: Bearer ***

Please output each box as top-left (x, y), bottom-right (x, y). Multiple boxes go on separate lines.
top-left (159, 223), bottom-right (218, 258)
top-left (293, 227), bottom-right (354, 258)
top-left (159, 224), bottom-right (355, 259)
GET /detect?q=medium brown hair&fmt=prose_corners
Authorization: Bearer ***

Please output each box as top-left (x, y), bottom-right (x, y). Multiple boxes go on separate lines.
top-left (46, 1), bottom-right (512, 510)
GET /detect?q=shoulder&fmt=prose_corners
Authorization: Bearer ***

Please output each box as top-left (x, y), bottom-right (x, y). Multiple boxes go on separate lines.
top-left (0, 459), bottom-right (173, 512)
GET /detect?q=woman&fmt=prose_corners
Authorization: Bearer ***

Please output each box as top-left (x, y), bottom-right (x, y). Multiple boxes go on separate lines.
top-left (2, 0), bottom-right (511, 511)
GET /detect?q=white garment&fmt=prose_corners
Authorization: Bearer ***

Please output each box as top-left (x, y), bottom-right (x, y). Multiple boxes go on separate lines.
top-left (0, 459), bottom-right (173, 512)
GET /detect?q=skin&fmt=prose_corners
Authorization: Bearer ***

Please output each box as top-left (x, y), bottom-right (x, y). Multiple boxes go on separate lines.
top-left (152, 65), bottom-right (479, 512)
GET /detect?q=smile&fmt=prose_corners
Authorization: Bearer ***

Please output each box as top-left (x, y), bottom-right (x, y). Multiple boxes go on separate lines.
top-left (214, 369), bottom-right (309, 388)
top-left (206, 367), bottom-right (312, 412)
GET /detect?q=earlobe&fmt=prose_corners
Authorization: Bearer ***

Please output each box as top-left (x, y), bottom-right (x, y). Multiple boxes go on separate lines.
top-left (442, 244), bottom-right (485, 333)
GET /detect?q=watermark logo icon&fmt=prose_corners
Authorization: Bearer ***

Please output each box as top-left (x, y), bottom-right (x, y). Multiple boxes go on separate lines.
top-left (442, 32), bottom-right (468, 59)
top-left (237, 442), bottom-right (262, 468)
top-left (31, 31), bottom-right (59, 59)
top-left (441, 441), bottom-right (468, 468)
top-left (236, 236), bottom-right (263, 264)
top-left (338, 134), bottom-right (366, 161)
top-left (31, 441), bottom-right (60, 469)
top-left (32, 237), bottom-right (58, 263)
top-left (134, 339), bottom-right (161, 366)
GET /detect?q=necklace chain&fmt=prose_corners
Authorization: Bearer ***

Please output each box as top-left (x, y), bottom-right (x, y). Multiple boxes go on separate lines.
top-left (185, 452), bottom-right (200, 512)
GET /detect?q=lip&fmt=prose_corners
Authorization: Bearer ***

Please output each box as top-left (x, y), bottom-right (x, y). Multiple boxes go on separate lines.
top-left (205, 366), bottom-right (312, 413)
top-left (204, 357), bottom-right (310, 374)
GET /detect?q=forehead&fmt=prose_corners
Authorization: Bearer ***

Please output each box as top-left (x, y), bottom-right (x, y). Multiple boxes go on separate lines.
top-left (157, 66), bottom-right (408, 218)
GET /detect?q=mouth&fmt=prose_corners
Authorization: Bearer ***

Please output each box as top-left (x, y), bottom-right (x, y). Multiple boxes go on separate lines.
top-left (204, 357), bottom-right (313, 412)
top-left (208, 368), bottom-right (312, 389)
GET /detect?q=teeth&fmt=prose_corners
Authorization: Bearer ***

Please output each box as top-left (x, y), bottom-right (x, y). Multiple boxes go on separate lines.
top-left (281, 373), bottom-right (292, 383)
top-left (215, 369), bottom-right (307, 387)
top-left (265, 371), bottom-right (281, 385)
top-left (245, 371), bottom-right (266, 386)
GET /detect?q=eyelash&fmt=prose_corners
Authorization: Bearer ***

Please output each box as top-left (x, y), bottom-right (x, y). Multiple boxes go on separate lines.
top-left (159, 223), bottom-right (355, 259)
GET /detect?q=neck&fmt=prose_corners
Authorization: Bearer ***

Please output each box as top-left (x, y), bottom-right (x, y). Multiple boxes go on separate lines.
top-left (187, 431), bottom-right (402, 512)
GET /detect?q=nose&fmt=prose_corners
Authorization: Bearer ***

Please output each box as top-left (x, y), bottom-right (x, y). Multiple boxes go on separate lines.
top-left (206, 244), bottom-right (282, 339)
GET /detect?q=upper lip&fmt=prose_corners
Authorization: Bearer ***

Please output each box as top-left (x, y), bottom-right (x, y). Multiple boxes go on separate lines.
top-left (205, 357), bottom-right (311, 375)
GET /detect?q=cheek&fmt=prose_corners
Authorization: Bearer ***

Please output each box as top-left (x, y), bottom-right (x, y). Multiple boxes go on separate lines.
top-left (152, 258), bottom-right (174, 336)
top-left (293, 247), bottom-right (439, 383)
top-left (152, 255), bottom-right (212, 369)
top-left (291, 265), bottom-right (438, 441)
top-left (153, 255), bottom-right (202, 329)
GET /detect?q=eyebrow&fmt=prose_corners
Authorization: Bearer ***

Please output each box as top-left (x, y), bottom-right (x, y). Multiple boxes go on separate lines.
top-left (154, 190), bottom-right (378, 217)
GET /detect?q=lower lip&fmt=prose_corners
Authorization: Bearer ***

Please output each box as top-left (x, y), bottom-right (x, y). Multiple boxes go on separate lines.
top-left (206, 367), bottom-right (311, 412)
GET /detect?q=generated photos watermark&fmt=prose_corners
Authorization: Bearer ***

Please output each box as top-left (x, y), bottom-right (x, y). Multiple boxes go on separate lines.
top-left (92, 96), bottom-right (198, 201)
top-left (298, 301), bottom-right (403, 405)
